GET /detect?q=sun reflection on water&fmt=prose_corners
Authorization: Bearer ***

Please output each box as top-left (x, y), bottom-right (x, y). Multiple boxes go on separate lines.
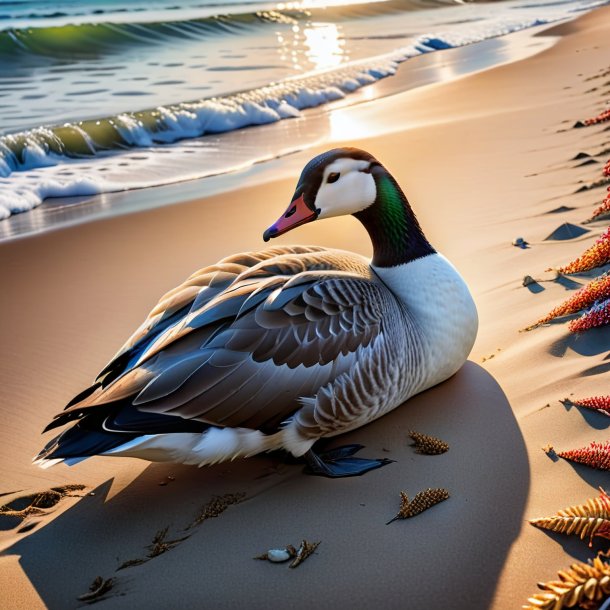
top-left (276, 0), bottom-right (389, 9)
top-left (276, 21), bottom-right (347, 72)
top-left (304, 23), bottom-right (345, 69)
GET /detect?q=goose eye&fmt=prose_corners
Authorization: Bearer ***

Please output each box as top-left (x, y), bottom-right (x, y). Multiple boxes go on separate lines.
top-left (326, 172), bottom-right (340, 184)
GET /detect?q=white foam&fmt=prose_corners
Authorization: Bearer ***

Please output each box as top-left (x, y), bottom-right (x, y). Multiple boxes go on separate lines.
top-left (0, 176), bottom-right (103, 220)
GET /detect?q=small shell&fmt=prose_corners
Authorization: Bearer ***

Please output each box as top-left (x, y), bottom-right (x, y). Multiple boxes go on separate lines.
top-left (267, 549), bottom-right (292, 563)
top-left (512, 237), bottom-right (528, 248)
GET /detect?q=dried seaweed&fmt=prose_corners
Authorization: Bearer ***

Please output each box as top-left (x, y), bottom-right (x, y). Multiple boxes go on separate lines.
top-left (116, 558), bottom-right (147, 571)
top-left (147, 526), bottom-right (189, 558)
top-left (387, 488), bottom-right (449, 524)
top-left (559, 441), bottom-right (610, 471)
top-left (408, 431), bottom-right (449, 455)
top-left (289, 540), bottom-right (320, 569)
top-left (525, 272), bottom-right (610, 330)
top-left (553, 227), bottom-right (610, 275)
top-left (581, 108), bottom-right (610, 126)
top-left (586, 186), bottom-right (610, 223)
top-left (188, 492), bottom-right (246, 529)
top-left (523, 552), bottom-right (610, 610)
top-left (564, 396), bottom-right (610, 417)
top-left (570, 298), bottom-right (610, 333)
top-left (0, 484), bottom-right (86, 519)
top-left (530, 488), bottom-right (610, 546)
top-left (77, 576), bottom-right (114, 604)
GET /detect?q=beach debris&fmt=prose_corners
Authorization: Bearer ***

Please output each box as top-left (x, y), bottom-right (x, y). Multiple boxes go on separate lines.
top-left (523, 276), bottom-right (545, 294)
top-left (523, 275), bottom-right (537, 287)
top-left (569, 297), bottom-right (610, 332)
top-left (552, 226), bottom-right (610, 274)
top-left (575, 177), bottom-right (610, 194)
top-left (605, 158), bottom-right (610, 177)
top-left (544, 223), bottom-right (590, 241)
top-left (529, 488), bottom-right (610, 547)
top-left (188, 492), bottom-right (246, 529)
top-left (255, 541), bottom-right (319, 568)
top-left (0, 484), bottom-right (86, 520)
top-left (147, 526), bottom-right (189, 558)
top-left (387, 488), bottom-right (449, 524)
top-left (289, 540), bottom-right (320, 569)
top-left (524, 271), bottom-right (610, 330)
top-left (117, 558), bottom-right (147, 570)
top-left (523, 552), bottom-right (610, 610)
top-left (254, 547), bottom-right (296, 563)
top-left (77, 576), bottom-right (114, 603)
top-left (117, 527), bottom-right (189, 570)
top-left (586, 187), bottom-right (610, 223)
top-left (512, 237), bottom-right (529, 249)
top-left (563, 396), bottom-right (610, 417)
top-left (408, 431), bottom-right (449, 455)
top-left (581, 107), bottom-right (610, 126)
top-left (558, 441), bottom-right (610, 471)
top-left (119, 493), bottom-right (246, 571)
top-left (158, 474), bottom-right (176, 486)
top-left (542, 444), bottom-right (556, 457)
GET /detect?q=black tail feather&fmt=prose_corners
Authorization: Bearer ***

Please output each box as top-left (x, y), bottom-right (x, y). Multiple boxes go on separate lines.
top-left (36, 422), bottom-right (139, 462)
top-left (37, 403), bottom-right (210, 462)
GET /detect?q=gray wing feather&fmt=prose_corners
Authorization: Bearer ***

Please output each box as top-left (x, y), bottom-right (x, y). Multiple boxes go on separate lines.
top-left (97, 245), bottom-right (328, 380)
top-left (60, 247), bottom-right (397, 433)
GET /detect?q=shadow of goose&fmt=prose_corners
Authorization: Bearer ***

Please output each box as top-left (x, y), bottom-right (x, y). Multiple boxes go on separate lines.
top-left (3, 363), bottom-right (528, 610)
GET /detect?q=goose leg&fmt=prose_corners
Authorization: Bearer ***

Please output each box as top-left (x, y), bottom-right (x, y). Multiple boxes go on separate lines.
top-left (303, 444), bottom-right (394, 478)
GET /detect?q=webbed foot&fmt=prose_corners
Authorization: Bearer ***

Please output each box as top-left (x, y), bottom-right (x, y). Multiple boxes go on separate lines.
top-left (303, 444), bottom-right (394, 478)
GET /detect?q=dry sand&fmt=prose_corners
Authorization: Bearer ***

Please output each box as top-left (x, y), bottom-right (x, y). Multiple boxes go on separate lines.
top-left (1, 7), bottom-right (610, 609)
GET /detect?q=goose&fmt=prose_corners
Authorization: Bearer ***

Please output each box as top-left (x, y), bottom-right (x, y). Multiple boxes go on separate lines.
top-left (35, 147), bottom-right (478, 477)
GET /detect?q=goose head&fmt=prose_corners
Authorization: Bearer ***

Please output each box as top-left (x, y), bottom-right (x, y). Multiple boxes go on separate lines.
top-left (263, 148), bottom-right (378, 242)
top-left (263, 147), bottom-right (435, 268)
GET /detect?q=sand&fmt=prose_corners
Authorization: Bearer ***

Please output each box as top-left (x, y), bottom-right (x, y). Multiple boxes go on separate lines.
top-left (1, 7), bottom-right (610, 609)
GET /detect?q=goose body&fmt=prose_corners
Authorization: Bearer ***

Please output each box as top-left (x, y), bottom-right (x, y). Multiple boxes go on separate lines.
top-left (36, 148), bottom-right (477, 475)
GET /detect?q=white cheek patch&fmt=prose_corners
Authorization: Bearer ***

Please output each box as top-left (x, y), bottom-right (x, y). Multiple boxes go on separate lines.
top-left (315, 158), bottom-right (376, 219)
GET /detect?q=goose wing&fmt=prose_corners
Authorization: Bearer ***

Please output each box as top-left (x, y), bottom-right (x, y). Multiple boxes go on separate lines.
top-left (48, 248), bottom-right (397, 434)
top-left (95, 245), bottom-right (327, 388)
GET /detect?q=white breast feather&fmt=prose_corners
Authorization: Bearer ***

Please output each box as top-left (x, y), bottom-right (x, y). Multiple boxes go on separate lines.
top-left (373, 253), bottom-right (478, 391)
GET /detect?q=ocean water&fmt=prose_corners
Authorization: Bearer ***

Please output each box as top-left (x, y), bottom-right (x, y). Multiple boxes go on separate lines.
top-left (0, 0), bottom-right (606, 221)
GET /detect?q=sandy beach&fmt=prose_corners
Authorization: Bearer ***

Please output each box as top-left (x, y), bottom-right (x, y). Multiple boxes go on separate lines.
top-left (1, 6), bottom-right (610, 609)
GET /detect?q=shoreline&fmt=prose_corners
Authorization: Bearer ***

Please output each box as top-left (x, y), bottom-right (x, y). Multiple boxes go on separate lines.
top-left (1, 5), bottom-right (610, 609)
top-left (0, 20), bottom-right (561, 243)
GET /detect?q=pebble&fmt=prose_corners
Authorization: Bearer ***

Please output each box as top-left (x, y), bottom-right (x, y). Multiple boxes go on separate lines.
top-left (267, 549), bottom-right (292, 563)
top-left (522, 275), bottom-right (536, 286)
top-left (512, 237), bottom-right (529, 248)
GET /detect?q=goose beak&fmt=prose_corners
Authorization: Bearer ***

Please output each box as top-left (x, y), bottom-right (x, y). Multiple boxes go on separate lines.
top-left (263, 194), bottom-right (318, 242)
